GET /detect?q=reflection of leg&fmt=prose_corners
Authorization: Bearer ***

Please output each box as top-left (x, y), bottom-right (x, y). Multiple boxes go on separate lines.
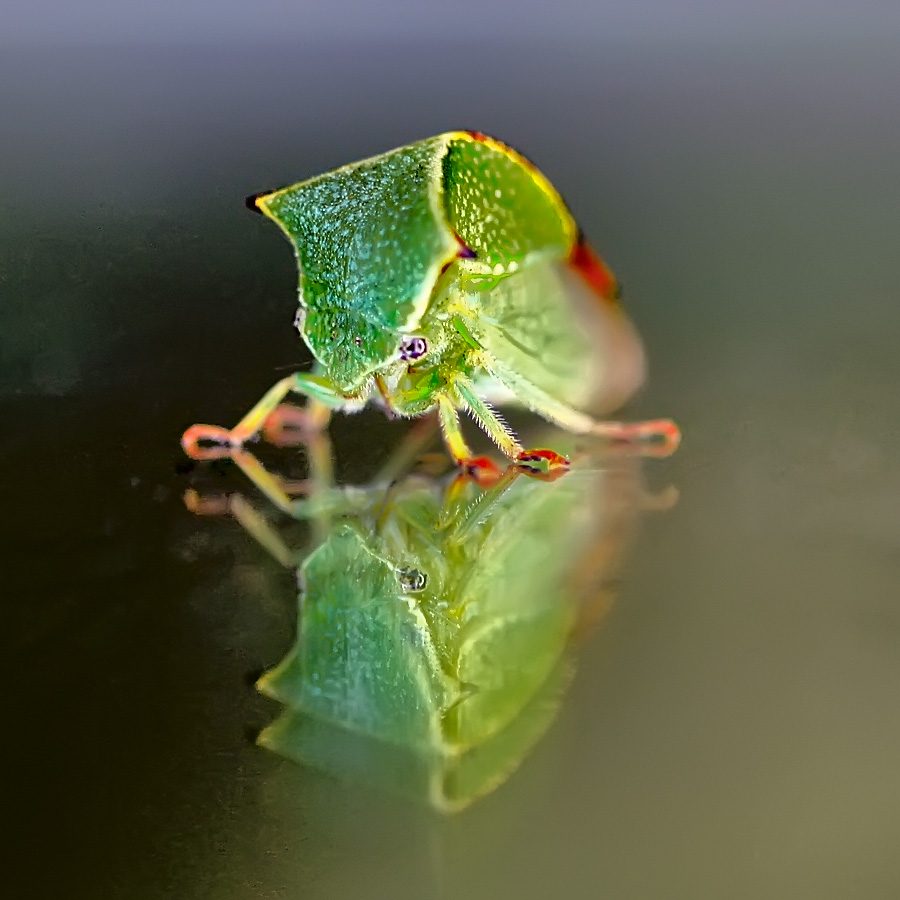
top-left (230, 451), bottom-right (320, 516)
top-left (183, 451), bottom-right (324, 519)
top-left (184, 483), bottom-right (306, 568)
top-left (182, 444), bottom-right (354, 558)
top-left (445, 465), bottom-right (521, 543)
top-left (372, 411), bottom-right (442, 484)
top-left (640, 483), bottom-right (680, 512)
top-left (228, 493), bottom-right (299, 568)
top-left (182, 372), bottom-right (342, 460)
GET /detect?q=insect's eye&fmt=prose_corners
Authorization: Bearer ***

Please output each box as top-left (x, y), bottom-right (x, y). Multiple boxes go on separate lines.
top-left (399, 336), bottom-right (428, 361)
top-left (293, 308), bottom-right (306, 333)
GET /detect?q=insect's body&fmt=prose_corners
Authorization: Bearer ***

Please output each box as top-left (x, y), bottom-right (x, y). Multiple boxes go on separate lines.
top-left (184, 132), bottom-right (678, 472)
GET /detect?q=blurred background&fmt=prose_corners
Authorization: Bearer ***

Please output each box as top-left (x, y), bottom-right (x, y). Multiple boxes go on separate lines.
top-left (2, 2), bottom-right (899, 898)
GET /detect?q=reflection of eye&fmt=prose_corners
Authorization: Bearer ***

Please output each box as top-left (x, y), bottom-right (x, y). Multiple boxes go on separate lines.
top-left (396, 566), bottom-right (427, 592)
top-left (400, 336), bottom-right (428, 361)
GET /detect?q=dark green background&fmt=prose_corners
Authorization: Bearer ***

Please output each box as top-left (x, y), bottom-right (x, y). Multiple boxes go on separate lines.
top-left (3, 25), bottom-right (899, 900)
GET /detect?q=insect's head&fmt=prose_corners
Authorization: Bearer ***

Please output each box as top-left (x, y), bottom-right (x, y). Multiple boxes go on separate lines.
top-left (294, 305), bottom-right (433, 391)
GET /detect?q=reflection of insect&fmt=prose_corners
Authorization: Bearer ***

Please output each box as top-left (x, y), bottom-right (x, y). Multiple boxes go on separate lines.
top-left (186, 425), bottom-right (661, 811)
top-left (182, 132), bottom-right (679, 477)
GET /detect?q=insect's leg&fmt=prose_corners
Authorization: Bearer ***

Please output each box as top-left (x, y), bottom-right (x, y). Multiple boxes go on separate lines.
top-left (477, 350), bottom-right (681, 459)
top-left (262, 400), bottom-right (332, 447)
top-left (436, 393), bottom-right (502, 485)
top-left (453, 374), bottom-right (570, 477)
top-left (182, 372), bottom-right (342, 460)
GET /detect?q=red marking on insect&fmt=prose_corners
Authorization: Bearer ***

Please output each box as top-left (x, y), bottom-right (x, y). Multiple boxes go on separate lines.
top-left (515, 449), bottom-right (570, 481)
top-left (569, 235), bottom-right (621, 305)
top-left (461, 456), bottom-right (503, 487)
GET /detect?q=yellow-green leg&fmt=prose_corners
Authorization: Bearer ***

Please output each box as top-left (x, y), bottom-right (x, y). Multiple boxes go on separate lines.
top-left (436, 392), bottom-right (504, 485)
top-left (473, 347), bottom-right (681, 460)
top-left (182, 372), bottom-right (345, 460)
top-left (451, 374), bottom-right (571, 478)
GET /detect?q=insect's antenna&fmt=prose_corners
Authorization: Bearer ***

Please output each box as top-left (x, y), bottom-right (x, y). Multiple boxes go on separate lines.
top-left (271, 360), bottom-right (314, 373)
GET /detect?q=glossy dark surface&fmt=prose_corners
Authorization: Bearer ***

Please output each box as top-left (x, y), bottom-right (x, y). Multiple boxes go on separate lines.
top-left (3, 31), bottom-right (899, 900)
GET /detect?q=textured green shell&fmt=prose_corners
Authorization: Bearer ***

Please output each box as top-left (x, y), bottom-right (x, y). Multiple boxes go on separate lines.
top-left (252, 132), bottom-right (577, 391)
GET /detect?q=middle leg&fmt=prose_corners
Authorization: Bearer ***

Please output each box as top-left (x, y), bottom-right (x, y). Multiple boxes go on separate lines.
top-left (443, 375), bottom-right (570, 477)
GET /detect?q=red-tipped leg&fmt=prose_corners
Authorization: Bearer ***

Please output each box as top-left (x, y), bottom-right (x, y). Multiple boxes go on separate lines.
top-left (182, 401), bottom-right (333, 460)
top-left (181, 424), bottom-right (238, 460)
top-left (592, 418), bottom-right (681, 458)
top-left (183, 374), bottom-right (339, 460)
top-left (515, 449), bottom-right (571, 481)
top-left (459, 456), bottom-right (503, 488)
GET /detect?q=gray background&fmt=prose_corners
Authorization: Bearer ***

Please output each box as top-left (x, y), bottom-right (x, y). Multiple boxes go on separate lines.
top-left (4, 1), bottom-right (898, 44)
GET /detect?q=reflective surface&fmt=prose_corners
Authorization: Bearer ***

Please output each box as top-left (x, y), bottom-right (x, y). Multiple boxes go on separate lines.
top-left (188, 437), bottom-right (650, 813)
top-left (4, 32), bottom-right (900, 900)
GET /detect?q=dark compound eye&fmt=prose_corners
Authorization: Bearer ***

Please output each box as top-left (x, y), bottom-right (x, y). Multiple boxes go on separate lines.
top-left (399, 336), bottom-right (428, 361)
top-left (396, 566), bottom-right (427, 592)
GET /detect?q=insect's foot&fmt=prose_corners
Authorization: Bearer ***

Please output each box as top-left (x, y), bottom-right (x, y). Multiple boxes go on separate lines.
top-left (516, 449), bottom-right (570, 480)
top-left (182, 424), bottom-right (244, 460)
top-left (591, 419), bottom-right (681, 458)
top-left (459, 456), bottom-right (503, 487)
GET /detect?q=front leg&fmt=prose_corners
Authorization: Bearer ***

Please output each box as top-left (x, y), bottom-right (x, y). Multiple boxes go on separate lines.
top-left (182, 372), bottom-right (347, 460)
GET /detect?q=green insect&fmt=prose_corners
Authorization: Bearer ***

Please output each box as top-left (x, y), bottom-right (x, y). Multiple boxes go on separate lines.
top-left (182, 131), bottom-right (679, 476)
top-left (187, 428), bottom-right (650, 811)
